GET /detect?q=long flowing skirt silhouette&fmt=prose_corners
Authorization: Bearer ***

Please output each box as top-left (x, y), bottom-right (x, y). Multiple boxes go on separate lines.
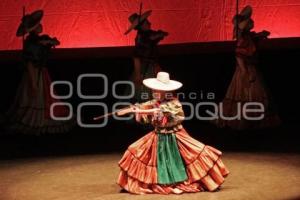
top-left (214, 58), bottom-right (280, 129)
top-left (6, 67), bottom-right (75, 134)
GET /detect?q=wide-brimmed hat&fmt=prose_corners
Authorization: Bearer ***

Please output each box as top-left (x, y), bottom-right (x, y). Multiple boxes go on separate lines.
top-left (124, 10), bottom-right (152, 35)
top-left (143, 72), bottom-right (183, 91)
top-left (240, 5), bottom-right (252, 19)
top-left (232, 5), bottom-right (253, 30)
top-left (16, 10), bottom-right (43, 37)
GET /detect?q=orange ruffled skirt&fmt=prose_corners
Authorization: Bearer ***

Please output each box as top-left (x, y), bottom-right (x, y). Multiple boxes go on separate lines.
top-left (117, 128), bottom-right (229, 194)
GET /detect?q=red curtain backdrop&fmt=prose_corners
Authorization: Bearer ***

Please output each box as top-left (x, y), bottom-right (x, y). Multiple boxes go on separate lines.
top-left (0, 0), bottom-right (300, 50)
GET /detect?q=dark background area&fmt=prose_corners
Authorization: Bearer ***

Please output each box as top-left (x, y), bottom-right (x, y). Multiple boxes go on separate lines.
top-left (0, 38), bottom-right (299, 159)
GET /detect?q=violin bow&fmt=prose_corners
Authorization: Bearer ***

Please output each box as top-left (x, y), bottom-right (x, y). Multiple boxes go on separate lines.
top-left (235, 0), bottom-right (239, 40)
top-left (138, 1), bottom-right (143, 24)
top-left (22, 6), bottom-right (25, 49)
top-left (93, 105), bottom-right (133, 121)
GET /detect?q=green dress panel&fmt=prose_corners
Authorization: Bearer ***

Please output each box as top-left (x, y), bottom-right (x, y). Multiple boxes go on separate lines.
top-left (137, 98), bottom-right (187, 184)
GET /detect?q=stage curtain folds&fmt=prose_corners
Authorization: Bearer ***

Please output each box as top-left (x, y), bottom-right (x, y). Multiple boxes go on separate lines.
top-left (0, 0), bottom-right (299, 50)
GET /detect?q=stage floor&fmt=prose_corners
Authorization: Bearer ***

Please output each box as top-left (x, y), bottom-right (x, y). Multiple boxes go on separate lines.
top-left (0, 153), bottom-right (299, 200)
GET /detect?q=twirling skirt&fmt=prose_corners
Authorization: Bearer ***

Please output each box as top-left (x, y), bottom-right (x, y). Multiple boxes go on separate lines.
top-left (117, 128), bottom-right (229, 194)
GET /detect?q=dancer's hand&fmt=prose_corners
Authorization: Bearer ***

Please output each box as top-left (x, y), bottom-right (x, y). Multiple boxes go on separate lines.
top-left (261, 30), bottom-right (270, 38)
top-left (153, 109), bottom-right (163, 121)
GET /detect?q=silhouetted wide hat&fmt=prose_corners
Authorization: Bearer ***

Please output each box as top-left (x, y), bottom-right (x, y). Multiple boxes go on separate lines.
top-left (124, 10), bottom-right (152, 35)
top-left (143, 72), bottom-right (182, 91)
top-left (232, 5), bottom-right (253, 30)
top-left (16, 10), bottom-right (43, 37)
top-left (240, 5), bottom-right (252, 19)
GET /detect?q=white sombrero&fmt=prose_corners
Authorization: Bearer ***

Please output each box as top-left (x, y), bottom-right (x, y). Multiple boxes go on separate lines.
top-left (143, 72), bottom-right (183, 91)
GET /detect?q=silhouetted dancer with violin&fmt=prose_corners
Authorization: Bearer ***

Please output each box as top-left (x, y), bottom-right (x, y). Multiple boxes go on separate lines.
top-left (124, 4), bottom-right (168, 102)
top-left (5, 10), bottom-right (76, 134)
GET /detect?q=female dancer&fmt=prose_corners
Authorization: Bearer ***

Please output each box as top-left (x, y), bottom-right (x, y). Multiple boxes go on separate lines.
top-left (214, 6), bottom-right (280, 129)
top-left (6, 10), bottom-right (75, 134)
top-left (117, 72), bottom-right (229, 194)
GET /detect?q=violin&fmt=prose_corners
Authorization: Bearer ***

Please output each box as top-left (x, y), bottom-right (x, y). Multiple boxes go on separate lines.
top-left (39, 35), bottom-right (60, 47)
